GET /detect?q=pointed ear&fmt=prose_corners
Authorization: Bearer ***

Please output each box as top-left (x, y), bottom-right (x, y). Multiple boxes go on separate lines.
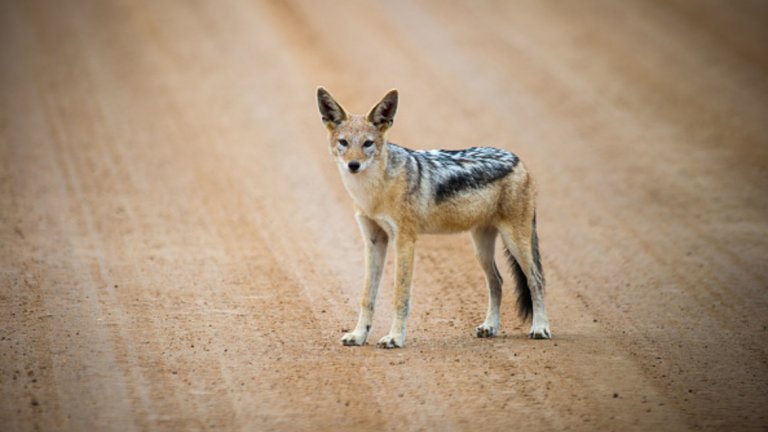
top-left (366, 89), bottom-right (398, 131)
top-left (317, 87), bottom-right (347, 130)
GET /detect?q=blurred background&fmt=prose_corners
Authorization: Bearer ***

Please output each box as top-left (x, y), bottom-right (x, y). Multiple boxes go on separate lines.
top-left (1, 1), bottom-right (767, 431)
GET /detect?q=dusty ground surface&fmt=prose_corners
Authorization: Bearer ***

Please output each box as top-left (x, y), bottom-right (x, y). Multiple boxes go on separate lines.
top-left (2, 1), bottom-right (767, 431)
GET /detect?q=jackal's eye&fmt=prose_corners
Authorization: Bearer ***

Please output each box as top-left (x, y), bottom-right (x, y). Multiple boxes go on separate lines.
top-left (337, 139), bottom-right (348, 147)
top-left (363, 140), bottom-right (374, 148)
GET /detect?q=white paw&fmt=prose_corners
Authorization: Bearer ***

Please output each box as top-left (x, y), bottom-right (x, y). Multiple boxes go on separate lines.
top-left (341, 330), bottom-right (368, 346)
top-left (528, 322), bottom-right (552, 340)
top-left (376, 333), bottom-right (404, 349)
top-left (475, 323), bottom-right (498, 338)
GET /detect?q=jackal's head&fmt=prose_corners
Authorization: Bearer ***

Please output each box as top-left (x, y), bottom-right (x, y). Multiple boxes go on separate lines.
top-left (316, 87), bottom-right (398, 174)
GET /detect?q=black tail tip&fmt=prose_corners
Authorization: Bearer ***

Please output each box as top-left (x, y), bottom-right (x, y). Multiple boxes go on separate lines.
top-left (505, 248), bottom-right (533, 322)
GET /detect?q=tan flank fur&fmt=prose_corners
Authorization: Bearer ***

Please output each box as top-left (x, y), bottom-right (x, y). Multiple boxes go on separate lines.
top-left (317, 87), bottom-right (551, 348)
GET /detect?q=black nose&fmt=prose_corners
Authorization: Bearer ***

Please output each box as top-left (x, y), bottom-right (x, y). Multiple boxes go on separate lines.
top-left (348, 161), bottom-right (361, 172)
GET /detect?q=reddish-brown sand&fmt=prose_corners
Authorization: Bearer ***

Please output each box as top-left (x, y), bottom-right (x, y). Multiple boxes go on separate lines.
top-left (2, 1), bottom-right (767, 431)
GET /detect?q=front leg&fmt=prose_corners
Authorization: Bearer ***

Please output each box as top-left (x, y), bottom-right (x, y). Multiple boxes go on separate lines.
top-left (341, 214), bottom-right (388, 346)
top-left (378, 232), bottom-right (415, 349)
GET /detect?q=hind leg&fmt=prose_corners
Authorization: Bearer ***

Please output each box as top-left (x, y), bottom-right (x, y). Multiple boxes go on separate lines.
top-left (498, 221), bottom-right (551, 339)
top-left (471, 227), bottom-right (503, 338)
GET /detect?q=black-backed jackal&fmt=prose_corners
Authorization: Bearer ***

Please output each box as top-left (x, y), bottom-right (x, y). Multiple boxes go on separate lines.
top-left (317, 88), bottom-right (551, 348)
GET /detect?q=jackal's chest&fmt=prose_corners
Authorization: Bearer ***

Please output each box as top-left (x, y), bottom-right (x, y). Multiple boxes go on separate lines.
top-left (340, 170), bottom-right (382, 215)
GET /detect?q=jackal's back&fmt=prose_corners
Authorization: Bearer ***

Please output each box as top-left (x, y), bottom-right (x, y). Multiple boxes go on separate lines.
top-left (393, 144), bottom-right (519, 199)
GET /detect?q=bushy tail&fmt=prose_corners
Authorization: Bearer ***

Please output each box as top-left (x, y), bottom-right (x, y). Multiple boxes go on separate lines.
top-left (504, 212), bottom-right (543, 322)
top-left (505, 247), bottom-right (532, 322)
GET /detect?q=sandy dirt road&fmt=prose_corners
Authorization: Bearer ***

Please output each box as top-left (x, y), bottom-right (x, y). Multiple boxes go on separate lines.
top-left (2, 1), bottom-right (767, 431)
